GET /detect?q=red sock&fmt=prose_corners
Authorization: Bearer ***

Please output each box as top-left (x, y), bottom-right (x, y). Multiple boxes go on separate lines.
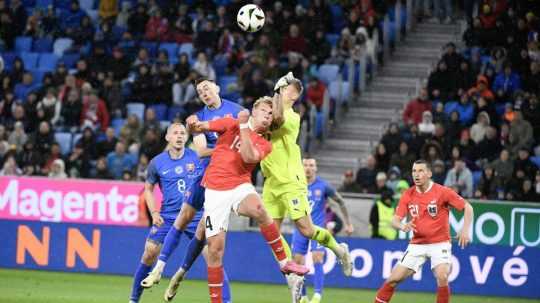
top-left (374, 282), bottom-right (395, 303)
top-left (207, 266), bottom-right (223, 303)
top-left (259, 221), bottom-right (287, 262)
top-left (437, 285), bottom-right (450, 303)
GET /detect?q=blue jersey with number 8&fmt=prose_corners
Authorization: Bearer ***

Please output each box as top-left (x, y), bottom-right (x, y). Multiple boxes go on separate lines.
top-left (146, 148), bottom-right (203, 217)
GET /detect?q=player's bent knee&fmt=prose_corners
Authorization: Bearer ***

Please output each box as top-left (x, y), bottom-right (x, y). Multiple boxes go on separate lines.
top-left (142, 245), bottom-right (160, 264)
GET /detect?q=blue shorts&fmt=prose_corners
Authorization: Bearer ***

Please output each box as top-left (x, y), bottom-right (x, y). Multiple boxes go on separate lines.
top-left (147, 213), bottom-right (197, 244)
top-left (291, 229), bottom-right (326, 255)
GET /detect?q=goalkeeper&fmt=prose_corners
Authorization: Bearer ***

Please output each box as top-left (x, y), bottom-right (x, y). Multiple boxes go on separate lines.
top-left (262, 72), bottom-right (353, 278)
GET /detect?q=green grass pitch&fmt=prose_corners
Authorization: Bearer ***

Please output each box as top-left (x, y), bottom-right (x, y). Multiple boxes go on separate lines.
top-left (0, 268), bottom-right (536, 303)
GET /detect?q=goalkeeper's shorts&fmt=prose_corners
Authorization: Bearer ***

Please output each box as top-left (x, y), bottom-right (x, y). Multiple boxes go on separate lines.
top-left (262, 188), bottom-right (311, 221)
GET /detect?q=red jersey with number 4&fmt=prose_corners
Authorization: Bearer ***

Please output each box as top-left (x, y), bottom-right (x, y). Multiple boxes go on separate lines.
top-left (396, 182), bottom-right (466, 244)
top-left (202, 117), bottom-right (272, 190)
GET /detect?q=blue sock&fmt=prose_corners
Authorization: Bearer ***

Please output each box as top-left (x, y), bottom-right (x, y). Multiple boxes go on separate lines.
top-left (223, 270), bottom-right (232, 303)
top-left (181, 236), bottom-right (205, 271)
top-left (314, 262), bottom-right (324, 295)
top-left (159, 226), bottom-right (182, 262)
top-left (130, 263), bottom-right (151, 302)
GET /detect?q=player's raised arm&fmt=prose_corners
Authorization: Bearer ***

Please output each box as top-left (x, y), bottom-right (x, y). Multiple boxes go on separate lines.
top-left (192, 133), bottom-right (214, 158)
top-left (186, 115), bottom-right (210, 133)
top-left (329, 192), bottom-right (354, 235)
top-left (238, 110), bottom-right (262, 163)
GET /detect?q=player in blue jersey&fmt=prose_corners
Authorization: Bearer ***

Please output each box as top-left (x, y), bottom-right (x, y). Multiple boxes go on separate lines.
top-left (141, 78), bottom-right (242, 302)
top-left (292, 158), bottom-right (354, 303)
top-left (129, 122), bottom-right (202, 303)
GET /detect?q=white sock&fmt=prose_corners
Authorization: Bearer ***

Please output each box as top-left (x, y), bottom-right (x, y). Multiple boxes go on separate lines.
top-left (313, 293), bottom-right (321, 300)
top-left (278, 259), bottom-right (288, 268)
top-left (154, 260), bottom-right (166, 272)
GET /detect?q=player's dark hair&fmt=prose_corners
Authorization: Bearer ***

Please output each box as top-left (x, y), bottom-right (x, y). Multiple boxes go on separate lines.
top-left (413, 159), bottom-right (432, 171)
top-left (193, 77), bottom-right (215, 86)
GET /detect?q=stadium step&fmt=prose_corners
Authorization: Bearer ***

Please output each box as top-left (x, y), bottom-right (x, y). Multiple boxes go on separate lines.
top-left (312, 21), bottom-right (460, 187)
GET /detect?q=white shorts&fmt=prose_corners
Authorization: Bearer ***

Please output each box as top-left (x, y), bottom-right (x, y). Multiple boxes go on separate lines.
top-left (204, 183), bottom-right (257, 238)
top-left (399, 242), bottom-right (452, 273)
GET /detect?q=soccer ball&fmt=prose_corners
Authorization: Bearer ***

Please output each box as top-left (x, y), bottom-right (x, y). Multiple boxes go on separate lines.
top-left (236, 4), bottom-right (265, 33)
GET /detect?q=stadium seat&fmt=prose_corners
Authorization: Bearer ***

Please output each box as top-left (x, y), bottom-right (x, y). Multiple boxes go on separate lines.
top-left (160, 120), bottom-right (171, 131)
top-left (167, 106), bottom-right (185, 120)
top-left (79, 0), bottom-right (94, 11)
top-left (328, 81), bottom-right (351, 104)
top-left (139, 41), bottom-right (158, 58)
top-left (30, 70), bottom-right (46, 83)
top-left (472, 170), bottom-right (482, 188)
top-left (150, 104), bottom-right (168, 121)
top-left (179, 43), bottom-right (194, 60)
top-left (531, 156), bottom-right (540, 169)
top-left (325, 34), bottom-right (340, 47)
top-left (213, 55), bottom-right (228, 77)
top-left (60, 53), bottom-right (80, 69)
top-left (54, 132), bottom-right (73, 155)
top-left (86, 9), bottom-right (99, 23)
top-left (126, 103), bottom-right (145, 121)
top-left (158, 43), bottom-right (179, 62)
top-left (53, 38), bottom-right (74, 56)
top-left (1, 52), bottom-right (16, 71)
top-left (55, 0), bottom-right (72, 10)
top-left (317, 64), bottom-right (340, 85)
top-left (35, 0), bottom-right (53, 8)
top-left (15, 36), bottom-right (32, 53)
top-left (111, 118), bottom-right (125, 136)
top-left (218, 75), bottom-right (238, 93)
top-left (72, 133), bottom-right (82, 147)
top-left (20, 52), bottom-right (39, 70)
top-left (33, 37), bottom-right (54, 52)
top-left (38, 53), bottom-right (59, 71)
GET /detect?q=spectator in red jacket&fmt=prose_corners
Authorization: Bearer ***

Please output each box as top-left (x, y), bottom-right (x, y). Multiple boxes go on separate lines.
top-left (306, 76), bottom-right (327, 112)
top-left (468, 75), bottom-right (495, 101)
top-left (402, 88), bottom-right (432, 125)
top-left (144, 9), bottom-right (168, 41)
top-left (281, 24), bottom-right (307, 55)
top-left (80, 90), bottom-right (110, 132)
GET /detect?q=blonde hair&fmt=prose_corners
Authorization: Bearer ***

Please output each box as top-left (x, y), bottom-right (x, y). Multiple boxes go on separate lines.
top-left (253, 96), bottom-right (273, 109)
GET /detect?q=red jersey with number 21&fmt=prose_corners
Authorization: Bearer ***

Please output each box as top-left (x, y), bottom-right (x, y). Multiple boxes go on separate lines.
top-left (396, 182), bottom-right (466, 244)
top-left (201, 117), bottom-right (272, 190)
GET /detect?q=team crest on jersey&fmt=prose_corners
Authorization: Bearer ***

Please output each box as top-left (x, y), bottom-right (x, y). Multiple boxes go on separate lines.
top-left (427, 200), bottom-right (438, 217)
top-left (314, 189), bottom-right (322, 197)
top-left (175, 166), bottom-right (183, 174)
top-left (150, 226), bottom-right (158, 235)
top-left (186, 163), bottom-right (195, 172)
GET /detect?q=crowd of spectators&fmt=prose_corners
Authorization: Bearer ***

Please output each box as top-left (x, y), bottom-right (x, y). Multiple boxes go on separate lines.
top-left (349, 0), bottom-right (540, 202)
top-left (0, 0), bottom-right (394, 182)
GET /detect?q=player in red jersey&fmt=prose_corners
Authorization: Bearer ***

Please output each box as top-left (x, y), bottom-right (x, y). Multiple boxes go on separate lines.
top-left (186, 96), bottom-right (308, 303)
top-left (374, 159), bottom-right (474, 303)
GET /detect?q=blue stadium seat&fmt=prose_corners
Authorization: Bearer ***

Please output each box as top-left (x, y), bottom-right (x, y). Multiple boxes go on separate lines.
top-left (159, 43), bottom-right (179, 62)
top-left (139, 41), bottom-right (158, 58)
top-left (86, 9), bottom-right (99, 23)
top-left (55, 0), bottom-right (72, 10)
top-left (328, 81), bottom-right (351, 104)
top-left (325, 34), bottom-right (340, 47)
top-left (54, 132), bottom-right (73, 155)
top-left (217, 75), bottom-right (238, 93)
top-left (72, 133), bottom-right (82, 147)
top-left (1, 52), bottom-right (16, 71)
top-left (111, 118), bottom-right (125, 136)
top-left (126, 103), bottom-right (145, 121)
top-left (531, 156), bottom-right (540, 169)
top-left (33, 37), bottom-right (54, 53)
top-left (179, 43), bottom-right (194, 58)
top-left (150, 104), bottom-right (168, 121)
top-left (472, 170), bottom-right (482, 188)
top-left (167, 106), bottom-right (185, 120)
top-left (53, 38), bottom-right (74, 56)
top-left (38, 53), bottom-right (59, 71)
top-left (15, 36), bottom-right (33, 53)
top-left (444, 101), bottom-right (459, 116)
top-left (20, 52), bottom-right (39, 70)
top-left (79, 0), bottom-right (94, 11)
top-left (159, 120), bottom-right (171, 131)
top-left (212, 55), bottom-right (228, 77)
top-left (317, 64), bottom-right (340, 85)
top-left (35, 0), bottom-right (53, 8)
top-left (60, 53), bottom-right (80, 69)
top-left (30, 70), bottom-right (46, 83)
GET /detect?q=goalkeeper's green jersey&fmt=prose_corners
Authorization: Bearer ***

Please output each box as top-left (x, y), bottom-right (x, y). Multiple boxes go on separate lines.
top-left (261, 108), bottom-right (307, 193)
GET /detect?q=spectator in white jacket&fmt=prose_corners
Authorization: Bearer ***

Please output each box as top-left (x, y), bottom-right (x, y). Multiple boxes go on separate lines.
top-left (470, 111), bottom-right (490, 144)
top-left (444, 158), bottom-right (474, 198)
